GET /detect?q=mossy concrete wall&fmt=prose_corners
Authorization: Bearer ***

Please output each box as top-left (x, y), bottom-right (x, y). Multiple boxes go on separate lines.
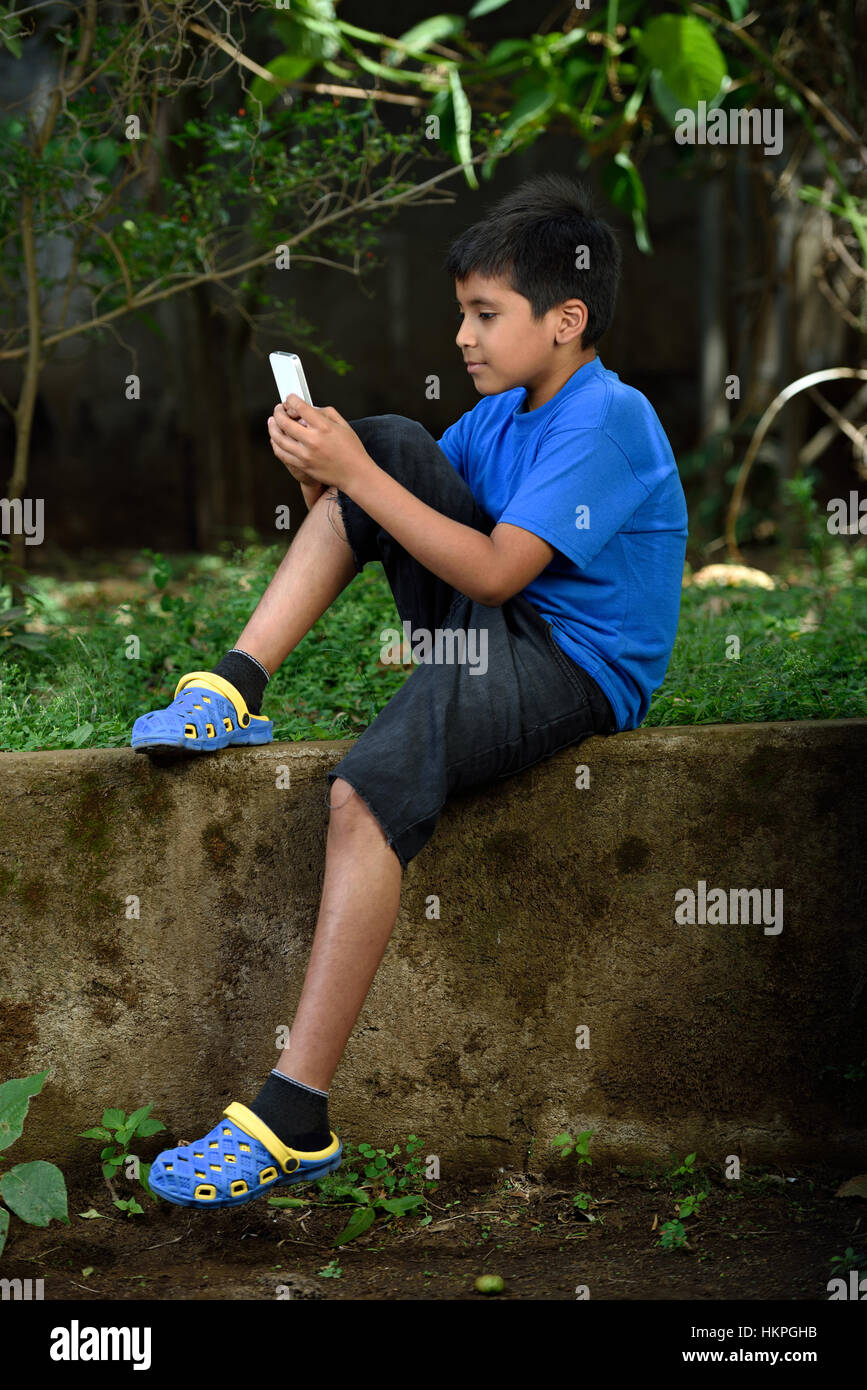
top-left (1, 719), bottom-right (865, 1181)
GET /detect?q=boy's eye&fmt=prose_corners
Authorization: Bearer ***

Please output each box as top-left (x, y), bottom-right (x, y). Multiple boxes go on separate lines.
top-left (456, 310), bottom-right (495, 320)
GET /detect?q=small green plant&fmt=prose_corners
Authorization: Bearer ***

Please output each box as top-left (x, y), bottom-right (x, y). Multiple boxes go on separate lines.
top-left (317, 1259), bottom-right (343, 1279)
top-left (782, 472), bottom-right (834, 579)
top-left (676, 1189), bottom-right (708, 1219)
top-left (78, 1104), bottom-right (167, 1211)
top-left (830, 1247), bottom-right (866, 1275)
top-left (664, 1150), bottom-right (709, 1193)
top-left (0, 1070), bottom-right (70, 1257)
top-left (656, 1151), bottom-right (710, 1250)
top-left (572, 1190), bottom-right (606, 1223)
top-left (270, 1133), bottom-right (437, 1246)
top-left (552, 1129), bottom-right (594, 1164)
top-left (658, 1218), bottom-right (688, 1249)
top-left (112, 1197), bottom-right (145, 1218)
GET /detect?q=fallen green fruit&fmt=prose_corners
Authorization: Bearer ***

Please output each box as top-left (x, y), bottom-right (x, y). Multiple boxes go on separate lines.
top-left (474, 1274), bottom-right (504, 1295)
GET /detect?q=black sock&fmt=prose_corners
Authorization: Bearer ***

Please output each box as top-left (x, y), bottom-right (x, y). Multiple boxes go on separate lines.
top-left (249, 1070), bottom-right (331, 1151)
top-left (209, 648), bottom-right (270, 716)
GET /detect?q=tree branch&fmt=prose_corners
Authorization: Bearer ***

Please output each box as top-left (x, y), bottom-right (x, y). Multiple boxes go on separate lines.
top-left (0, 155), bottom-right (475, 361)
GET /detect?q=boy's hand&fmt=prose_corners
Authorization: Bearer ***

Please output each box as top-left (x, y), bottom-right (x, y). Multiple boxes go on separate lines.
top-left (267, 395), bottom-right (373, 494)
top-left (268, 399), bottom-right (317, 487)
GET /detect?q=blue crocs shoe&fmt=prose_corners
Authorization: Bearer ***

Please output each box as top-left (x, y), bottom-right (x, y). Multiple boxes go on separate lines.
top-left (131, 671), bottom-right (273, 754)
top-left (148, 1102), bottom-right (343, 1209)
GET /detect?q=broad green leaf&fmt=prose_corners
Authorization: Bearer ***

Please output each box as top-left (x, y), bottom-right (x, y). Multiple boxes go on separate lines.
top-left (102, 1108), bottom-right (125, 1130)
top-left (250, 55), bottom-right (317, 113)
top-left (725, 0), bottom-right (749, 18)
top-left (0, 1071), bottom-right (50, 1152)
top-left (650, 68), bottom-right (730, 131)
top-left (379, 1195), bottom-right (425, 1215)
top-left (0, 1206), bottom-right (8, 1256)
top-left (77, 1208), bottom-right (104, 1219)
top-left (0, 1161), bottom-right (69, 1227)
top-left (486, 39), bottom-right (532, 66)
top-left (137, 1162), bottom-right (161, 1204)
top-left (333, 1203), bottom-right (376, 1246)
top-left (386, 15), bottom-right (465, 67)
top-left (638, 14), bottom-right (726, 108)
top-left (135, 1117), bottom-right (166, 1138)
top-left (77, 1127), bottom-right (113, 1140)
top-left (469, 0), bottom-right (515, 17)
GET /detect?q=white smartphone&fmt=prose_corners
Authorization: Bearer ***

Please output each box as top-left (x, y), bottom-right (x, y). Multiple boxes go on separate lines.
top-left (270, 351), bottom-right (313, 414)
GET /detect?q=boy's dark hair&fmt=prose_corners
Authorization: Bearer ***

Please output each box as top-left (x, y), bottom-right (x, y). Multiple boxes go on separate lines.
top-left (442, 172), bottom-right (622, 349)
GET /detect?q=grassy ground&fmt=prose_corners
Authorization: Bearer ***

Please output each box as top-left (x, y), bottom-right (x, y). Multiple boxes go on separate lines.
top-left (1, 541), bottom-right (865, 752)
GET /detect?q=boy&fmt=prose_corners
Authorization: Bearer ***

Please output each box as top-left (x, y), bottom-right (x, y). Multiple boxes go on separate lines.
top-left (133, 173), bottom-right (688, 1208)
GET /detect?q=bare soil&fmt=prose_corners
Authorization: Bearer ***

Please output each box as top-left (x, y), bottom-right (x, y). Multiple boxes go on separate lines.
top-left (3, 1159), bottom-right (864, 1302)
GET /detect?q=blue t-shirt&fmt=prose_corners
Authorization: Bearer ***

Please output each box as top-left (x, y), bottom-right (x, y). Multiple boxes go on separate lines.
top-left (436, 355), bottom-right (688, 731)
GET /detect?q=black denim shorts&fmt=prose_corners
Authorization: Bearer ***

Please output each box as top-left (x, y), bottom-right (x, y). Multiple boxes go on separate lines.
top-left (324, 414), bottom-right (617, 869)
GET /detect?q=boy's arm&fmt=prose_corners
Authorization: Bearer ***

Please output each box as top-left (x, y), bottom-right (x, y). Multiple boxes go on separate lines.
top-left (300, 479), bottom-right (326, 511)
top-left (269, 396), bottom-right (555, 603)
top-left (350, 464), bottom-right (555, 607)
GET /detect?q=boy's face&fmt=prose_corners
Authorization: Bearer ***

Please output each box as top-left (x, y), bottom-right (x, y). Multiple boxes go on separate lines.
top-left (454, 271), bottom-right (590, 404)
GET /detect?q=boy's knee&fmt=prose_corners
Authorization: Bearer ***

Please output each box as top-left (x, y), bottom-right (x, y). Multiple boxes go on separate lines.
top-left (328, 777), bottom-right (360, 812)
top-left (351, 414), bottom-right (430, 448)
top-left (328, 779), bottom-right (387, 843)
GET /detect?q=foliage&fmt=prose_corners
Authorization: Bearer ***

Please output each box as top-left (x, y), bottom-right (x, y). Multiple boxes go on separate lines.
top-left (78, 1103), bottom-right (167, 1212)
top-left (552, 1128), bottom-right (594, 1165)
top-left (268, 1133), bottom-right (438, 1247)
top-left (0, 532), bottom-right (865, 753)
top-left (0, 1071), bottom-right (70, 1258)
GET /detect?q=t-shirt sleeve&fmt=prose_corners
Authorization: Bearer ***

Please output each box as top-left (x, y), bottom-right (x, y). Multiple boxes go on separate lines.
top-left (497, 428), bottom-right (651, 569)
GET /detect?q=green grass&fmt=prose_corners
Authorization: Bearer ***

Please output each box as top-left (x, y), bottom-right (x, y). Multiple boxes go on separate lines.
top-left (650, 558), bottom-right (867, 725)
top-left (1, 541), bottom-right (865, 752)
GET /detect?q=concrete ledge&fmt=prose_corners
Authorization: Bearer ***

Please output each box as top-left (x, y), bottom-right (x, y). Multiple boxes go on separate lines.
top-left (1, 719), bottom-right (866, 1180)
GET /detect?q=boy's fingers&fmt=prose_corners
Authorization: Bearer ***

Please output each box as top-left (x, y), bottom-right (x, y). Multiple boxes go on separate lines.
top-left (274, 401), bottom-right (309, 432)
top-left (282, 393), bottom-right (317, 426)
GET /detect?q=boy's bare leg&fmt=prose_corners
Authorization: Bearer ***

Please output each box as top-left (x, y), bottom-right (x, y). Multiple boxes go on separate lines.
top-left (275, 779), bottom-right (403, 1093)
top-left (234, 485), bottom-right (402, 1096)
top-left (235, 486), bottom-right (357, 673)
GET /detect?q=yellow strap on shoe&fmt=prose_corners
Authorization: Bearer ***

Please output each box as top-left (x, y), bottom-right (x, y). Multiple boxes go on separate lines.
top-left (173, 671), bottom-right (252, 728)
top-left (223, 1103), bottom-right (302, 1174)
top-left (223, 1102), bottom-right (340, 1167)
